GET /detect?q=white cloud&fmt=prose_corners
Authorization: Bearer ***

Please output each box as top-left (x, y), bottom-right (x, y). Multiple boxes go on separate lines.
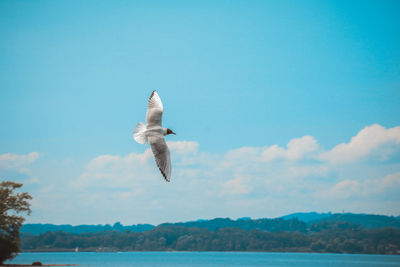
top-left (76, 150), bottom-right (158, 189)
top-left (220, 175), bottom-right (253, 196)
top-left (75, 141), bottom-right (202, 192)
top-left (0, 152), bottom-right (39, 173)
top-left (225, 135), bottom-right (320, 163)
top-left (168, 141), bottom-right (199, 155)
top-left (86, 154), bottom-right (121, 169)
top-left (319, 124), bottom-right (400, 164)
top-left (330, 179), bottom-right (360, 198)
top-left (322, 172), bottom-right (400, 200)
top-left (260, 145), bottom-right (285, 162)
top-left (381, 172), bottom-right (400, 188)
top-left (284, 135), bottom-right (320, 160)
top-left (261, 135), bottom-right (320, 161)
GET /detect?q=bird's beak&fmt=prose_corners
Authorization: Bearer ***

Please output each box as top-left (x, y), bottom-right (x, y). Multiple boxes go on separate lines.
top-left (172, 131), bottom-right (176, 135)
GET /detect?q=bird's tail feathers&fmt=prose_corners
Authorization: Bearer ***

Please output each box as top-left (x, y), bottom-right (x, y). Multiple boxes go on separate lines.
top-left (133, 122), bottom-right (147, 144)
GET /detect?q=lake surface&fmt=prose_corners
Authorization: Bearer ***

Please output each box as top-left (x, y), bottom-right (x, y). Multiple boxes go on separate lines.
top-left (6, 252), bottom-right (400, 267)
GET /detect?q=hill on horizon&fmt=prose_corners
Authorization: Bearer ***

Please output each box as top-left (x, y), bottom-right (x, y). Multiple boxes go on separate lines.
top-left (280, 212), bottom-right (333, 222)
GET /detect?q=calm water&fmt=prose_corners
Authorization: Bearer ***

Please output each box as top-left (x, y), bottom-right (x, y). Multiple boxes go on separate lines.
top-left (6, 252), bottom-right (400, 267)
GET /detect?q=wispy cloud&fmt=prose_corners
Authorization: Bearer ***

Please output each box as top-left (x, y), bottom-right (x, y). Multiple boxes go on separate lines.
top-left (324, 172), bottom-right (400, 200)
top-left (0, 152), bottom-right (39, 174)
top-left (220, 174), bottom-right (253, 196)
top-left (15, 124), bottom-right (400, 224)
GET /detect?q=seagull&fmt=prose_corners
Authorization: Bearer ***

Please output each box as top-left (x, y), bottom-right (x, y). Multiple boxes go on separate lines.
top-left (133, 90), bottom-right (176, 182)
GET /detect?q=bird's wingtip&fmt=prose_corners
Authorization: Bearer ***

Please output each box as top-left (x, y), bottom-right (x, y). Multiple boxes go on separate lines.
top-left (159, 167), bottom-right (170, 182)
top-left (149, 90), bottom-right (158, 101)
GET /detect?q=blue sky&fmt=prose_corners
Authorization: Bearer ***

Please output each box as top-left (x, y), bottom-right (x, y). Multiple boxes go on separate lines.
top-left (1, 0), bottom-right (400, 225)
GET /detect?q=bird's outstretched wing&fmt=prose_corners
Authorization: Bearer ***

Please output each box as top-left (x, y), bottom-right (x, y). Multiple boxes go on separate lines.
top-left (146, 90), bottom-right (164, 128)
top-left (148, 135), bottom-right (171, 182)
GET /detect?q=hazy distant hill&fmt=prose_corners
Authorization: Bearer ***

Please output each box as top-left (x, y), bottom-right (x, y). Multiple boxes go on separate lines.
top-left (308, 213), bottom-right (400, 229)
top-left (280, 212), bottom-right (333, 222)
top-left (21, 222), bottom-right (154, 235)
top-left (21, 212), bottom-right (400, 236)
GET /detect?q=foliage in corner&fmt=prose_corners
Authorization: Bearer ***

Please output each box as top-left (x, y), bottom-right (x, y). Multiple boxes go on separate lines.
top-left (0, 181), bottom-right (32, 264)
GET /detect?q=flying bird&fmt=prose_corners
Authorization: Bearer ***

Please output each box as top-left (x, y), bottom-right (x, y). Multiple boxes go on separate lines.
top-left (133, 90), bottom-right (176, 182)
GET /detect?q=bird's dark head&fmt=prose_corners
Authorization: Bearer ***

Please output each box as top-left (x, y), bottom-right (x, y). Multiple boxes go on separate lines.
top-left (165, 128), bottom-right (176, 136)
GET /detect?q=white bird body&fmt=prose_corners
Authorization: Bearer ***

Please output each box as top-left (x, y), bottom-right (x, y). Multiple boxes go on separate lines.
top-left (133, 91), bottom-right (175, 182)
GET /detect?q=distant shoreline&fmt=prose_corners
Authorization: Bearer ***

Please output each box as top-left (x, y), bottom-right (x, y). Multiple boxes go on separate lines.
top-left (15, 250), bottom-right (400, 255)
top-left (1, 265), bottom-right (77, 267)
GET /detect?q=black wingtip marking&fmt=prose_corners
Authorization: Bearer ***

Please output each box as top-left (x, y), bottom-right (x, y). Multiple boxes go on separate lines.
top-left (150, 90), bottom-right (156, 100)
top-left (159, 167), bottom-right (170, 182)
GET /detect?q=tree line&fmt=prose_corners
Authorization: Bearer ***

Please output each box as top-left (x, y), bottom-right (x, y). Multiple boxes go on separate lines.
top-left (21, 221), bottom-right (400, 254)
top-left (21, 213), bottom-right (400, 236)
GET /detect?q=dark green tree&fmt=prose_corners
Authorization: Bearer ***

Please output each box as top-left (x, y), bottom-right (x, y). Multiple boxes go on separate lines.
top-left (0, 181), bottom-right (32, 264)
